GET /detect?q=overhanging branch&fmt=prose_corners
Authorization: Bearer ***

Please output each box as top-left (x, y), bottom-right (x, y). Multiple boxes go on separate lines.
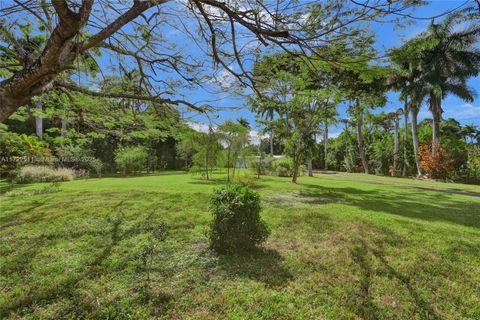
top-left (54, 81), bottom-right (207, 113)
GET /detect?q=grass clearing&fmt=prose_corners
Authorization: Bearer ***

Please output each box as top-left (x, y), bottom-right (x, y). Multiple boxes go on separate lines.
top-left (332, 172), bottom-right (480, 193)
top-left (1, 171), bottom-right (479, 319)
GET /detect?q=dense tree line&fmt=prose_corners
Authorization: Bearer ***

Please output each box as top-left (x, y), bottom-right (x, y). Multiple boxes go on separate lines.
top-left (1, 2), bottom-right (480, 185)
top-left (250, 13), bottom-right (480, 184)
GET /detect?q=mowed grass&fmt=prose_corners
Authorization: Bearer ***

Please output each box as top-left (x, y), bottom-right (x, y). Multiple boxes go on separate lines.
top-left (1, 171), bottom-right (479, 319)
top-left (334, 172), bottom-right (480, 193)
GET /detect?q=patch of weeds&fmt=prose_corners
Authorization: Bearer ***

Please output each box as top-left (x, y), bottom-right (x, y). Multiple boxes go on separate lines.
top-left (135, 215), bottom-right (169, 302)
top-left (264, 190), bottom-right (340, 207)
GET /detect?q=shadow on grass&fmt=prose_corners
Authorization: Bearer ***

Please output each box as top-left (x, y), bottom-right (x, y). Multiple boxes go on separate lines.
top-left (0, 208), bottom-right (172, 318)
top-left (351, 241), bottom-right (440, 320)
top-left (264, 189), bottom-right (344, 208)
top-left (0, 181), bottom-right (34, 194)
top-left (301, 183), bottom-right (480, 229)
top-left (188, 177), bottom-right (266, 190)
top-left (344, 223), bottom-right (441, 320)
top-left (95, 171), bottom-right (188, 179)
top-left (217, 247), bottom-right (293, 288)
top-left (188, 177), bottom-right (228, 186)
top-left (0, 199), bottom-right (49, 230)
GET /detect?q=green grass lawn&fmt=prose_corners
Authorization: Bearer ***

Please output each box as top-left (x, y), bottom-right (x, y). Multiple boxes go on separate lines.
top-left (1, 172), bottom-right (479, 319)
top-left (333, 172), bottom-right (480, 193)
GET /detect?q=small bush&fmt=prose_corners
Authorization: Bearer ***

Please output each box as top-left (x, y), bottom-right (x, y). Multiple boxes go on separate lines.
top-left (232, 172), bottom-right (258, 188)
top-left (115, 146), bottom-right (148, 174)
top-left (0, 133), bottom-right (52, 177)
top-left (208, 184), bottom-right (270, 254)
top-left (248, 154), bottom-right (273, 177)
top-left (419, 144), bottom-right (455, 179)
top-left (272, 158), bottom-right (294, 177)
top-left (88, 158), bottom-right (104, 177)
top-left (13, 166), bottom-right (76, 183)
top-left (271, 158), bottom-right (305, 177)
top-left (56, 144), bottom-right (103, 176)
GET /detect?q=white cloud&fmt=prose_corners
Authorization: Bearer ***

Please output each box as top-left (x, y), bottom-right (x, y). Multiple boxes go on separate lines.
top-left (188, 121), bottom-right (212, 133)
top-left (414, 103), bottom-right (480, 123)
top-left (443, 103), bottom-right (480, 121)
top-left (215, 68), bottom-right (236, 87)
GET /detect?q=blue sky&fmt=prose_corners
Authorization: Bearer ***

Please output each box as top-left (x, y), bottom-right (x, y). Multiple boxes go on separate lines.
top-left (180, 1), bottom-right (480, 139)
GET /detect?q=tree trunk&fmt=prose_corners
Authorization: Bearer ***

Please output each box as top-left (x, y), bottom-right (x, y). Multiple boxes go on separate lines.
top-left (324, 119), bottom-right (328, 170)
top-left (0, 1), bottom-right (96, 122)
top-left (227, 146), bottom-right (231, 182)
top-left (356, 109), bottom-right (369, 174)
top-left (402, 101), bottom-right (409, 176)
top-left (431, 95), bottom-right (441, 153)
top-left (292, 156), bottom-right (299, 183)
top-left (270, 130), bottom-right (274, 156)
top-left (307, 158), bottom-right (313, 177)
top-left (35, 101), bottom-right (43, 140)
top-left (393, 116), bottom-right (400, 176)
top-left (411, 107), bottom-right (422, 176)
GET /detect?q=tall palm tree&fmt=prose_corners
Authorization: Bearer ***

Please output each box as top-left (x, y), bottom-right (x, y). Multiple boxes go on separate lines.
top-left (389, 66), bottom-right (428, 176)
top-left (416, 15), bottom-right (480, 152)
top-left (252, 101), bottom-right (278, 156)
top-left (401, 98), bottom-right (409, 176)
top-left (388, 71), bottom-right (414, 176)
top-left (409, 89), bottom-right (427, 177)
top-left (389, 108), bottom-right (403, 176)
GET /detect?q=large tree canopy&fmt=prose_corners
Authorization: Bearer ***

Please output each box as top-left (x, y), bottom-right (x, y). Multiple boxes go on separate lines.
top-left (1, 0), bottom-right (463, 122)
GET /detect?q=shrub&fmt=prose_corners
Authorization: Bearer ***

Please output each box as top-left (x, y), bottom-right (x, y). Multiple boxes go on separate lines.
top-left (88, 158), bottom-right (104, 177)
top-left (208, 184), bottom-right (270, 254)
top-left (465, 145), bottom-right (480, 184)
top-left (271, 158), bottom-right (305, 177)
top-left (56, 144), bottom-right (103, 176)
top-left (248, 154), bottom-right (273, 177)
top-left (342, 148), bottom-right (356, 173)
top-left (115, 146), bottom-right (148, 174)
top-left (0, 133), bottom-right (52, 177)
top-left (13, 166), bottom-right (76, 183)
top-left (272, 158), bottom-right (294, 177)
top-left (419, 144), bottom-right (455, 179)
top-left (232, 172), bottom-right (258, 188)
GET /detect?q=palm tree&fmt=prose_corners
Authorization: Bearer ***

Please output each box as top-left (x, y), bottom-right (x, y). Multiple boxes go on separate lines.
top-left (388, 69), bottom-right (414, 176)
top-left (389, 67), bottom-right (427, 177)
top-left (252, 102), bottom-right (277, 156)
top-left (416, 15), bottom-right (480, 152)
top-left (388, 108), bottom-right (403, 176)
top-left (401, 98), bottom-right (409, 176)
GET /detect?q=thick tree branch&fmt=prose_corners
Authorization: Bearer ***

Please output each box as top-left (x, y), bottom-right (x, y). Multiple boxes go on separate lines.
top-left (80, 0), bottom-right (171, 52)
